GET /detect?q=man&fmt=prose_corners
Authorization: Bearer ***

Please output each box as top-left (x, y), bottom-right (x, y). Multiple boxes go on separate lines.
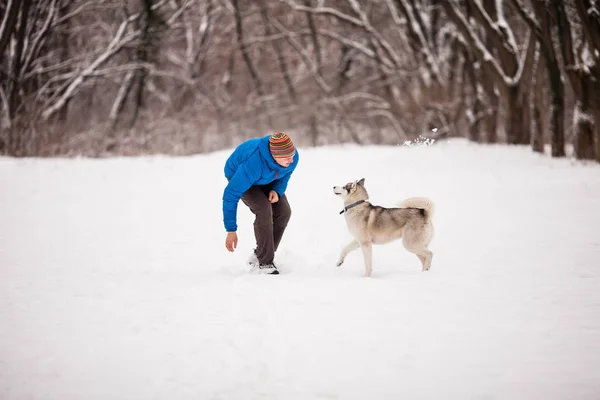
top-left (222, 132), bottom-right (299, 275)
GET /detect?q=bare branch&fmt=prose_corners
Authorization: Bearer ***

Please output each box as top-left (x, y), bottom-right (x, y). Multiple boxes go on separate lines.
top-left (0, 0), bottom-right (23, 58)
top-left (467, 0), bottom-right (518, 74)
top-left (109, 70), bottom-right (135, 128)
top-left (22, 0), bottom-right (59, 76)
top-left (440, 1), bottom-right (509, 90)
top-left (346, 0), bottom-right (402, 67)
top-left (41, 18), bottom-right (136, 120)
top-left (574, 0), bottom-right (600, 67)
top-left (269, 17), bottom-right (332, 93)
top-left (367, 109), bottom-right (408, 141)
top-left (280, 0), bottom-right (364, 26)
top-left (386, 0), bottom-right (444, 84)
top-left (303, 0), bottom-right (322, 74)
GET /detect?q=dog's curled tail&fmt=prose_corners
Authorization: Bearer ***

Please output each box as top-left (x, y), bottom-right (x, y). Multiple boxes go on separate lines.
top-left (397, 197), bottom-right (435, 220)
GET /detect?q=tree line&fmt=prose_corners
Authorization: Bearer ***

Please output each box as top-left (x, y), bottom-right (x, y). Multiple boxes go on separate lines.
top-left (1, 0), bottom-right (599, 162)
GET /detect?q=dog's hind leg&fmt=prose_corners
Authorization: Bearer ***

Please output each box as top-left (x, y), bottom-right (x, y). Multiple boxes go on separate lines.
top-left (360, 243), bottom-right (373, 277)
top-left (405, 246), bottom-right (432, 271)
top-left (402, 229), bottom-right (433, 272)
top-left (417, 249), bottom-right (433, 271)
top-left (336, 240), bottom-right (360, 267)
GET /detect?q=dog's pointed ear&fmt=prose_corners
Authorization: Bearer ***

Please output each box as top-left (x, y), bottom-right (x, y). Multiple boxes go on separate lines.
top-left (357, 178), bottom-right (365, 186)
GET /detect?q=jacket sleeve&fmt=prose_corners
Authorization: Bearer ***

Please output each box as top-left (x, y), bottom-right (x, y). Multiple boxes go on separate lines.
top-left (222, 158), bottom-right (260, 232)
top-left (270, 153), bottom-right (299, 197)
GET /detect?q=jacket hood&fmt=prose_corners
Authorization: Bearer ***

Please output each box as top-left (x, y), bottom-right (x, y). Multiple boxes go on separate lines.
top-left (258, 136), bottom-right (285, 172)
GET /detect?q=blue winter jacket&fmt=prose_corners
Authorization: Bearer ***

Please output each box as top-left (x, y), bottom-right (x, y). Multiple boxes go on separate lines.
top-left (222, 135), bottom-right (299, 232)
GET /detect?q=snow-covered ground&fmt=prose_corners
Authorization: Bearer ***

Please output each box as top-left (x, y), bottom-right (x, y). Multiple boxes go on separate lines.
top-left (1, 139), bottom-right (600, 400)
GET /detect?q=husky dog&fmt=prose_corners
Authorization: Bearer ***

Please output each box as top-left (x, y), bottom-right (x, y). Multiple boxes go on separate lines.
top-left (333, 178), bottom-right (435, 277)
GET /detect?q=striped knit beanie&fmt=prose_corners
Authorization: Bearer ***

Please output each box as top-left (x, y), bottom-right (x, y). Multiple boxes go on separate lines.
top-left (269, 132), bottom-right (296, 159)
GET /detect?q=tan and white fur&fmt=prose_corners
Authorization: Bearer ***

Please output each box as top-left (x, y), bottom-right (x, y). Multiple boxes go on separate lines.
top-left (333, 178), bottom-right (435, 277)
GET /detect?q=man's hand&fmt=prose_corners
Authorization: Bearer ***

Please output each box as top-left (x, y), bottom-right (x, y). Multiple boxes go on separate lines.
top-left (225, 232), bottom-right (238, 252)
top-left (268, 190), bottom-right (279, 203)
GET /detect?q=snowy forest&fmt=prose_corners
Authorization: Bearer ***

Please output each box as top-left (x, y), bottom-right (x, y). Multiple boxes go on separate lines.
top-left (0, 0), bottom-right (599, 161)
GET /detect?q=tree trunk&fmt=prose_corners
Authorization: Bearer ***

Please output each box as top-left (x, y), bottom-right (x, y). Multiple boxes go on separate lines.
top-left (574, 0), bottom-right (600, 162)
top-left (0, 0), bottom-right (23, 60)
top-left (304, 0), bottom-right (321, 74)
top-left (231, 0), bottom-right (271, 128)
top-left (554, 0), bottom-right (591, 159)
top-left (574, 0), bottom-right (600, 67)
top-left (0, 0), bottom-right (24, 152)
top-left (463, 0), bottom-right (481, 142)
top-left (441, 0), bottom-right (534, 145)
top-left (304, 0), bottom-right (321, 146)
top-left (505, 85), bottom-right (522, 145)
top-left (478, 0), bottom-right (499, 145)
top-left (573, 82), bottom-right (595, 160)
top-left (481, 35), bottom-right (498, 144)
top-left (528, 0), bottom-right (565, 157)
top-left (483, 85), bottom-right (498, 144)
top-left (7, 0), bottom-right (31, 156)
top-left (129, 0), bottom-right (158, 128)
top-left (259, 1), bottom-right (296, 103)
top-left (532, 51), bottom-right (545, 153)
top-left (521, 87), bottom-right (532, 146)
top-left (505, 81), bottom-right (532, 146)
top-left (57, 0), bottom-right (71, 124)
top-left (593, 108), bottom-right (600, 162)
top-left (547, 68), bottom-right (565, 158)
top-left (464, 48), bottom-right (481, 142)
top-left (515, 33), bottom-right (537, 145)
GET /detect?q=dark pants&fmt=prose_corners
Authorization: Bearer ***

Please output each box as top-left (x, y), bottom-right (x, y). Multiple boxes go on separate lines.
top-left (241, 185), bottom-right (291, 265)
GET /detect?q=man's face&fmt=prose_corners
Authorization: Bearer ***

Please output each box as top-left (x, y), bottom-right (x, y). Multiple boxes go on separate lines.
top-left (275, 155), bottom-right (294, 167)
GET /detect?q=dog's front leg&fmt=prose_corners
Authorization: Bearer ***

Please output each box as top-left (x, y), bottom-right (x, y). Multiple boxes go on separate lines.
top-left (360, 243), bottom-right (373, 277)
top-left (336, 240), bottom-right (360, 267)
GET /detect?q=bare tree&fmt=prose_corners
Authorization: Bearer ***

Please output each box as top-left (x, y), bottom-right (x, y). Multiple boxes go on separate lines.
top-left (0, 0), bottom-right (596, 162)
top-left (509, 0), bottom-right (565, 157)
top-left (303, 0), bottom-right (321, 145)
top-left (0, 0), bottom-right (23, 59)
top-left (231, 0), bottom-right (272, 129)
top-left (572, 0), bottom-right (600, 161)
top-left (532, 47), bottom-right (546, 154)
top-left (441, 0), bottom-right (537, 145)
top-left (554, 0), bottom-right (598, 160)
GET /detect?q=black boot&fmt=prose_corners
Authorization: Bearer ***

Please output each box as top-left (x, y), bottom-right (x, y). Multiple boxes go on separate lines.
top-left (258, 263), bottom-right (279, 275)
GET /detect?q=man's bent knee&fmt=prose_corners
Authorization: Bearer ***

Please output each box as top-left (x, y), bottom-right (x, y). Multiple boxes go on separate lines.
top-left (277, 198), bottom-right (291, 221)
top-left (253, 204), bottom-right (273, 223)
